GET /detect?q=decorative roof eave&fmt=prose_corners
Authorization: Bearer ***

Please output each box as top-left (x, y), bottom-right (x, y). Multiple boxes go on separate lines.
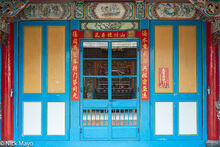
top-left (1, 0), bottom-right (219, 19)
top-left (0, 1), bottom-right (219, 42)
top-left (189, 0), bottom-right (220, 18)
top-left (188, 1), bottom-right (219, 44)
top-left (0, 0), bottom-right (31, 45)
top-left (29, 0), bottom-right (189, 1)
top-left (0, 0), bottom-right (30, 18)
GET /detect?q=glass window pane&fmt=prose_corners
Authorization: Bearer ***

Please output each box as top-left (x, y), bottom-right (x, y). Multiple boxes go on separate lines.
top-left (112, 77), bottom-right (137, 99)
top-left (112, 48), bottom-right (136, 58)
top-left (112, 42), bottom-right (137, 58)
top-left (83, 42), bottom-right (108, 48)
top-left (112, 42), bottom-right (137, 48)
top-left (83, 42), bottom-right (108, 59)
top-left (83, 77), bottom-right (108, 99)
top-left (84, 60), bottom-right (108, 76)
top-left (112, 60), bottom-right (136, 75)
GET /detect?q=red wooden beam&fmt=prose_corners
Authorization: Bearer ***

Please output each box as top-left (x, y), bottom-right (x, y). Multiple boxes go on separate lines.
top-left (206, 22), bottom-right (219, 141)
top-left (1, 23), bottom-right (14, 140)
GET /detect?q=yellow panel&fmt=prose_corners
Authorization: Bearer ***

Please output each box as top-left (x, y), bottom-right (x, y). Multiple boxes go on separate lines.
top-left (155, 26), bottom-right (173, 93)
top-left (179, 26), bottom-right (197, 93)
top-left (24, 26), bottom-right (42, 93)
top-left (47, 26), bottom-right (66, 93)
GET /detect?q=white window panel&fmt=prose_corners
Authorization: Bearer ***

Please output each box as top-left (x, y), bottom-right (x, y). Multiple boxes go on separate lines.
top-left (83, 42), bottom-right (108, 48)
top-left (179, 102), bottom-right (197, 135)
top-left (47, 102), bottom-right (65, 135)
top-left (112, 42), bottom-right (137, 48)
top-left (155, 102), bottom-right (174, 135)
top-left (23, 102), bottom-right (42, 135)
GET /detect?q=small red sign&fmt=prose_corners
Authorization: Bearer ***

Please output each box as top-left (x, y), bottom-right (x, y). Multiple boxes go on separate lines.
top-left (159, 67), bottom-right (169, 88)
top-left (71, 30), bottom-right (79, 101)
top-left (141, 29), bottom-right (149, 101)
top-left (93, 31), bottom-right (127, 39)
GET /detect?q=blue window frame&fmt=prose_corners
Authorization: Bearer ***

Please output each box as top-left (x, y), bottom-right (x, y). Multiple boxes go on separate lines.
top-left (18, 21), bottom-right (70, 140)
top-left (80, 40), bottom-right (140, 140)
top-left (150, 20), bottom-right (202, 140)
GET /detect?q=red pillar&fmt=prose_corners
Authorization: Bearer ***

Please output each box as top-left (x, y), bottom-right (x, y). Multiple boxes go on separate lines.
top-left (1, 23), bottom-right (14, 140)
top-left (206, 22), bottom-right (219, 141)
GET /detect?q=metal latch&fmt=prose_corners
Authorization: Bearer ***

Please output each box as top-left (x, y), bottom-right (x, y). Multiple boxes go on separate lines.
top-left (207, 86), bottom-right (211, 95)
top-left (10, 89), bottom-right (14, 97)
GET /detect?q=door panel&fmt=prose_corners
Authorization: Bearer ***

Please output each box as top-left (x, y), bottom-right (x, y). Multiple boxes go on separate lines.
top-left (80, 41), bottom-right (140, 140)
top-left (19, 21), bottom-right (70, 140)
top-left (150, 21), bottom-right (202, 140)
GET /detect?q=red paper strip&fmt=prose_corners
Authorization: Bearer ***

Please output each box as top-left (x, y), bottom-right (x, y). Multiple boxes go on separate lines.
top-left (71, 30), bottom-right (79, 101)
top-left (93, 31), bottom-right (127, 39)
top-left (159, 67), bottom-right (169, 88)
top-left (141, 29), bottom-right (149, 101)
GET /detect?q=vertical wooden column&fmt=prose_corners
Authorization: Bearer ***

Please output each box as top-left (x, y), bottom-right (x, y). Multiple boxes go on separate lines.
top-left (1, 23), bottom-right (14, 140)
top-left (206, 22), bottom-right (219, 140)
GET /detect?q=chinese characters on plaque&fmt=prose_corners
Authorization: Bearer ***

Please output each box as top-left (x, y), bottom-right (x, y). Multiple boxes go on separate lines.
top-left (159, 67), bottom-right (169, 88)
top-left (71, 30), bottom-right (79, 101)
top-left (93, 31), bottom-right (127, 39)
top-left (141, 29), bottom-right (149, 101)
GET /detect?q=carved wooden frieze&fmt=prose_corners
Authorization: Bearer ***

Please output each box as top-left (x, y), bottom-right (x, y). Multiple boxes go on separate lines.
top-left (85, 2), bottom-right (135, 20)
top-left (75, 2), bottom-right (84, 19)
top-left (0, 19), bottom-right (9, 45)
top-left (189, 0), bottom-right (220, 18)
top-left (0, 0), bottom-right (30, 17)
top-left (81, 21), bottom-right (139, 31)
top-left (212, 18), bottom-right (220, 34)
top-left (146, 3), bottom-right (201, 19)
top-left (16, 1), bottom-right (207, 21)
top-left (212, 18), bottom-right (220, 44)
top-left (136, 2), bottom-right (145, 19)
top-left (20, 2), bottom-right (74, 20)
top-left (1, 1), bottom-right (218, 23)
top-left (0, 19), bottom-right (9, 33)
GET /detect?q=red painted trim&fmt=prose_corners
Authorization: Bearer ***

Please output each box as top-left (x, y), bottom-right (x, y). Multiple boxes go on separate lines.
top-left (79, 32), bottom-right (84, 39)
top-left (93, 31), bottom-right (127, 39)
top-left (1, 23), bottom-right (14, 140)
top-left (136, 31), bottom-right (141, 38)
top-left (206, 22), bottom-right (219, 140)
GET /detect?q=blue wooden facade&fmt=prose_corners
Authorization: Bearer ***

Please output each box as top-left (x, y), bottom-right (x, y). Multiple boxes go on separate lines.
top-left (0, 1), bottom-right (220, 147)
top-left (7, 19), bottom-right (207, 147)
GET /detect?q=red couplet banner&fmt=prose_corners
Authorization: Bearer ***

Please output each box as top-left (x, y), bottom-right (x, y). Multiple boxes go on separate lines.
top-left (140, 29), bottom-right (149, 101)
top-left (71, 30), bottom-right (79, 101)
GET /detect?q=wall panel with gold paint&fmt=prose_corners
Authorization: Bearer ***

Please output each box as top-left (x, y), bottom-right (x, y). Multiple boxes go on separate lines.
top-left (47, 26), bottom-right (66, 93)
top-left (23, 26), bottom-right (42, 93)
top-left (178, 26), bottom-right (197, 93)
top-left (155, 26), bottom-right (173, 93)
